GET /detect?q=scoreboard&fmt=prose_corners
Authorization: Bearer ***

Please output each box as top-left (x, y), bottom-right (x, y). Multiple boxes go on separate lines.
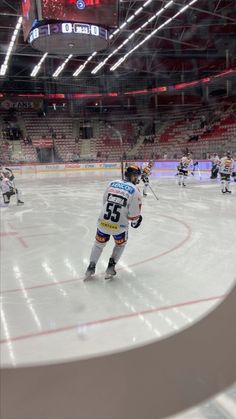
top-left (22, 0), bottom-right (37, 41)
top-left (22, 0), bottom-right (118, 40)
top-left (40, 0), bottom-right (118, 27)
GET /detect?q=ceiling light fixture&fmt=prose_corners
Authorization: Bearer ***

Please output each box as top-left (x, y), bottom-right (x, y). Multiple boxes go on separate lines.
top-left (0, 16), bottom-right (22, 76)
top-left (74, 0), bottom-right (157, 77)
top-left (52, 54), bottom-right (73, 78)
top-left (30, 52), bottom-right (48, 77)
top-left (73, 51), bottom-right (97, 77)
top-left (110, 0), bottom-right (199, 72)
top-left (91, 0), bottom-right (174, 75)
top-left (109, 0), bottom-right (157, 40)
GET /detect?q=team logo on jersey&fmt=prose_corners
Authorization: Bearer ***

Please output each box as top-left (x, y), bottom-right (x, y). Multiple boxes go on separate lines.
top-left (110, 182), bottom-right (135, 195)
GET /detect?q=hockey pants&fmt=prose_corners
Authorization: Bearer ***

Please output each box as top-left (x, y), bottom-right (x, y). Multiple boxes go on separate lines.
top-left (89, 230), bottom-right (127, 265)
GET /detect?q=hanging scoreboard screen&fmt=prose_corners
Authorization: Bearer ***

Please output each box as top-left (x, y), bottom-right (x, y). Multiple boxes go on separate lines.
top-left (22, 0), bottom-right (37, 40)
top-left (39, 0), bottom-right (118, 27)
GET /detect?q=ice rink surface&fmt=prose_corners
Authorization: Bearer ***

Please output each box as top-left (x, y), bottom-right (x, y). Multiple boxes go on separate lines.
top-left (1, 169), bottom-right (236, 417)
top-left (1, 168), bottom-right (235, 367)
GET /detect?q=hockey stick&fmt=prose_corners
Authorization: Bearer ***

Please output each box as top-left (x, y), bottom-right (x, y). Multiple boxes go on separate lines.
top-left (197, 167), bottom-right (202, 180)
top-left (190, 165), bottom-right (201, 180)
top-left (148, 183), bottom-right (159, 201)
top-left (193, 162), bottom-right (202, 180)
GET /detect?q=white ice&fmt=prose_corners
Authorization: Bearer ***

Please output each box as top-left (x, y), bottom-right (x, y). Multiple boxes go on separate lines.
top-left (0, 169), bottom-right (236, 370)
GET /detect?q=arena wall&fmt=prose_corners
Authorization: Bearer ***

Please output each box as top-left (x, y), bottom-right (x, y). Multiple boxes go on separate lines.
top-left (1, 283), bottom-right (236, 419)
top-left (4, 160), bottom-right (214, 175)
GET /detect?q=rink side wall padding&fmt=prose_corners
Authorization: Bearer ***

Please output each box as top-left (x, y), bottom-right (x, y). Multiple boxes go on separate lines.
top-left (3, 160), bottom-right (214, 175)
top-left (1, 283), bottom-right (236, 419)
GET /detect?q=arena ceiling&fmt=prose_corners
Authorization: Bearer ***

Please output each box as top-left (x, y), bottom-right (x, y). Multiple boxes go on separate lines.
top-left (0, 0), bottom-right (236, 95)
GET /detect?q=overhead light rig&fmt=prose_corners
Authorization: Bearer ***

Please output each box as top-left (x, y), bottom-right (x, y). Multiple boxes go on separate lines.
top-left (0, 16), bottom-right (22, 77)
top-left (30, 53), bottom-right (48, 78)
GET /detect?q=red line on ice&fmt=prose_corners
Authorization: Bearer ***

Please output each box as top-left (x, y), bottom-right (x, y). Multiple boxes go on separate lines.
top-left (0, 214), bottom-right (192, 294)
top-left (22, 233), bottom-right (57, 238)
top-left (3, 225), bottom-right (28, 248)
top-left (0, 294), bottom-right (224, 345)
top-left (0, 232), bottom-right (18, 237)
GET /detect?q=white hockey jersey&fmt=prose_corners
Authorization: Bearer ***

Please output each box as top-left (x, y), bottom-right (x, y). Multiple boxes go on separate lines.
top-left (211, 155), bottom-right (220, 165)
top-left (98, 179), bottom-right (142, 235)
top-left (220, 157), bottom-right (234, 174)
top-left (0, 177), bottom-right (14, 194)
top-left (179, 156), bottom-right (193, 170)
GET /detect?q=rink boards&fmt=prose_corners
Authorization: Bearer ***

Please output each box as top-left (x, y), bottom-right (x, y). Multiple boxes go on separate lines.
top-left (4, 160), bottom-right (215, 175)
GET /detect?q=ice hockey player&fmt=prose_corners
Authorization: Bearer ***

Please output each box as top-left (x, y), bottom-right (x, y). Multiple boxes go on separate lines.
top-left (210, 153), bottom-right (220, 179)
top-left (231, 156), bottom-right (236, 182)
top-left (0, 167), bottom-right (24, 205)
top-left (85, 165), bottom-right (142, 280)
top-left (177, 153), bottom-right (193, 187)
top-left (219, 151), bottom-right (234, 194)
top-left (141, 160), bottom-right (153, 197)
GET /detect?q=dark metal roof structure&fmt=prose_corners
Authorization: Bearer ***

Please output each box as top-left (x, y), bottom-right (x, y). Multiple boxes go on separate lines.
top-left (0, 0), bottom-right (236, 95)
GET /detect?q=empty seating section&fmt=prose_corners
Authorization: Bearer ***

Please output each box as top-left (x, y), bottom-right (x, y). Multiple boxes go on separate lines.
top-left (20, 140), bottom-right (38, 162)
top-left (1, 104), bottom-right (235, 163)
top-left (23, 113), bottom-right (50, 139)
top-left (133, 104), bottom-right (236, 159)
top-left (23, 112), bottom-right (78, 161)
top-left (159, 120), bottom-right (186, 143)
top-left (48, 115), bottom-right (77, 161)
top-left (96, 121), bottom-right (138, 159)
top-left (0, 140), bottom-right (11, 162)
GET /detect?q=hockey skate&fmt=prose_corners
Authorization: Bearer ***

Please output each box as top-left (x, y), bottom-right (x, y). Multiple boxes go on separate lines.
top-left (226, 189), bottom-right (232, 194)
top-left (84, 262), bottom-right (96, 281)
top-left (17, 200), bottom-right (24, 206)
top-left (105, 258), bottom-right (116, 280)
top-left (143, 192), bottom-right (147, 197)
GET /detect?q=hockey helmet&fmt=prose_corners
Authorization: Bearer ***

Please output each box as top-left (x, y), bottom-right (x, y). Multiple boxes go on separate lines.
top-left (124, 165), bottom-right (141, 184)
top-left (2, 169), bottom-right (10, 178)
top-left (226, 150), bottom-right (231, 158)
top-left (2, 168), bottom-right (14, 180)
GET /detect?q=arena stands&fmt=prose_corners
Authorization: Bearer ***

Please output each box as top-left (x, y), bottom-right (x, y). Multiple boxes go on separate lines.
top-left (130, 103), bottom-right (236, 160)
top-left (1, 103), bottom-right (236, 164)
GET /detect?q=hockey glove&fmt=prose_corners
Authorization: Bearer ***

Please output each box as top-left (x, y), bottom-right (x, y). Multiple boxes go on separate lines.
top-left (131, 215), bottom-right (142, 229)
